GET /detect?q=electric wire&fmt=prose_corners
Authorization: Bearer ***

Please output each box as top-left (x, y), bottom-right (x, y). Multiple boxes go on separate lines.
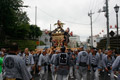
top-left (37, 7), bottom-right (90, 25)
top-left (93, 13), bottom-right (101, 23)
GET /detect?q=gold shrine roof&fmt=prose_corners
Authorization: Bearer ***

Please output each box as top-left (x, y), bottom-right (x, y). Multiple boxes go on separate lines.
top-left (51, 27), bottom-right (65, 36)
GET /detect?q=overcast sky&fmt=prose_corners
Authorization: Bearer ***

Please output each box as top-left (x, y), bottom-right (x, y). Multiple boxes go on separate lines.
top-left (23, 0), bottom-right (120, 41)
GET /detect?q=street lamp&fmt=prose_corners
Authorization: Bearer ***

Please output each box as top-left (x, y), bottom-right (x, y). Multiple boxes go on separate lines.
top-left (114, 4), bottom-right (119, 48)
top-left (114, 4), bottom-right (119, 13)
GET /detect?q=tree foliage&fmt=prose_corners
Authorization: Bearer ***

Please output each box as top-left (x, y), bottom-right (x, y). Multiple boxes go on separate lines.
top-left (29, 25), bottom-right (42, 39)
top-left (0, 0), bottom-right (42, 41)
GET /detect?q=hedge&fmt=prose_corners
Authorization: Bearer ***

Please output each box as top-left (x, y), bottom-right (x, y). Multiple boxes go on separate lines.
top-left (0, 39), bottom-right (45, 51)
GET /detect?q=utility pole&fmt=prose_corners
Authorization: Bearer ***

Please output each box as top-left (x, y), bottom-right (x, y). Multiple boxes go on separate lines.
top-left (106, 0), bottom-right (110, 49)
top-left (98, 0), bottom-right (110, 49)
top-left (50, 24), bottom-right (51, 48)
top-left (88, 10), bottom-right (94, 48)
top-left (35, 6), bottom-right (37, 25)
top-left (50, 24), bottom-right (51, 31)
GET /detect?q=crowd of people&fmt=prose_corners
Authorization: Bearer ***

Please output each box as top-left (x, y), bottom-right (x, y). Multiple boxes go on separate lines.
top-left (0, 42), bottom-right (120, 80)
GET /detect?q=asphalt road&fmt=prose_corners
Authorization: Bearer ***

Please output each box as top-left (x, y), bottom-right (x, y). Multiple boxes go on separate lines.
top-left (34, 72), bottom-right (75, 80)
top-left (33, 71), bottom-right (115, 80)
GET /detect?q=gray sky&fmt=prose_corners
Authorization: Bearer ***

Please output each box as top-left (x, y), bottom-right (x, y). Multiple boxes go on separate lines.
top-left (23, 0), bottom-right (120, 41)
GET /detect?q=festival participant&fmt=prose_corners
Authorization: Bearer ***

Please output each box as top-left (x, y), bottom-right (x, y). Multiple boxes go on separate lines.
top-left (97, 49), bottom-right (105, 80)
top-left (73, 49), bottom-right (79, 80)
top-left (3, 43), bottom-right (32, 80)
top-left (66, 49), bottom-right (75, 79)
top-left (33, 50), bottom-right (40, 74)
top-left (102, 50), bottom-right (115, 80)
top-left (55, 46), bottom-right (70, 80)
top-left (38, 49), bottom-right (50, 80)
top-left (50, 50), bottom-right (60, 80)
top-left (76, 49), bottom-right (89, 80)
top-left (88, 48), bottom-right (100, 80)
top-left (112, 48), bottom-right (120, 80)
top-left (23, 48), bottom-right (35, 79)
top-left (0, 50), bottom-right (4, 80)
top-left (69, 52), bottom-right (76, 79)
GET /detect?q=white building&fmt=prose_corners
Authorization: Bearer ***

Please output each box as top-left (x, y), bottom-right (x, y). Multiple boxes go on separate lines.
top-left (69, 35), bottom-right (81, 48)
top-left (39, 30), bottom-right (51, 47)
top-left (87, 35), bottom-right (103, 48)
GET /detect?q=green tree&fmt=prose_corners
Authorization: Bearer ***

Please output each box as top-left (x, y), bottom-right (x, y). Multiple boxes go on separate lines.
top-left (35, 26), bottom-right (42, 38)
top-left (29, 25), bottom-right (42, 39)
top-left (0, 0), bottom-right (42, 41)
top-left (15, 24), bottom-right (30, 39)
top-left (29, 25), bottom-right (36, 39)
top-left (0, 0), bottom-right (29, 40)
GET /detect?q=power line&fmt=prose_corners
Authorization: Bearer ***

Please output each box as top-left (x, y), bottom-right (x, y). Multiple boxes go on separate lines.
top-left (99, 0), bottom-right (105, 5)
top-left (62, 20), bottom-right (90, 25)
top-left (88, 0), bottom-right (105, 23)
top-left (37, 7), bottom-right (90, 25)
top-left (91, 0), bottom-right (96, 11)
top-left (94, 0), bottom-right (105, 12)
top-left (94, 0), bottom-right (104, 12)
top-left (93, 13), bottom-right (101, 23)
top-left (88, 0), bottom-right (92, 11)
top-left (37, 8), bottom-right (58, 20)
top-left (89, 0), bottom-right (105, 13)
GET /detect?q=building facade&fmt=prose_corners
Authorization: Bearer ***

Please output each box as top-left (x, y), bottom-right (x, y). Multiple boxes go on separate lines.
top-left (69, 35), bottom-right (80, 48)
top-left (87, 36), bottom-right (103, 48)
top-left (39, 30), bottom-right (51, 47)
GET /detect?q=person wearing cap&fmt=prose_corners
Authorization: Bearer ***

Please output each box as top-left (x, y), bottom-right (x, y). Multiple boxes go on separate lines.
top-left (76, 49), bottom-right (89, 80)
top-left (0, 51), bottom-right (4, 80)
top-left (55, 46), bottom-right (70, 80)
top-left (38, 49), bottom-right (50, 80)
top-left (102, 50), bottom-right (115, 80)
top-left (50, 50), bottom-right (60, 80)
top-left (112, 49), bottom-right (120, 80)
top-left (23, 48), bottom-right (35, 79)
top-left (88, 48), bottom-right (100, 80)
top-left (3, 43), bottom-right (32, 80)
